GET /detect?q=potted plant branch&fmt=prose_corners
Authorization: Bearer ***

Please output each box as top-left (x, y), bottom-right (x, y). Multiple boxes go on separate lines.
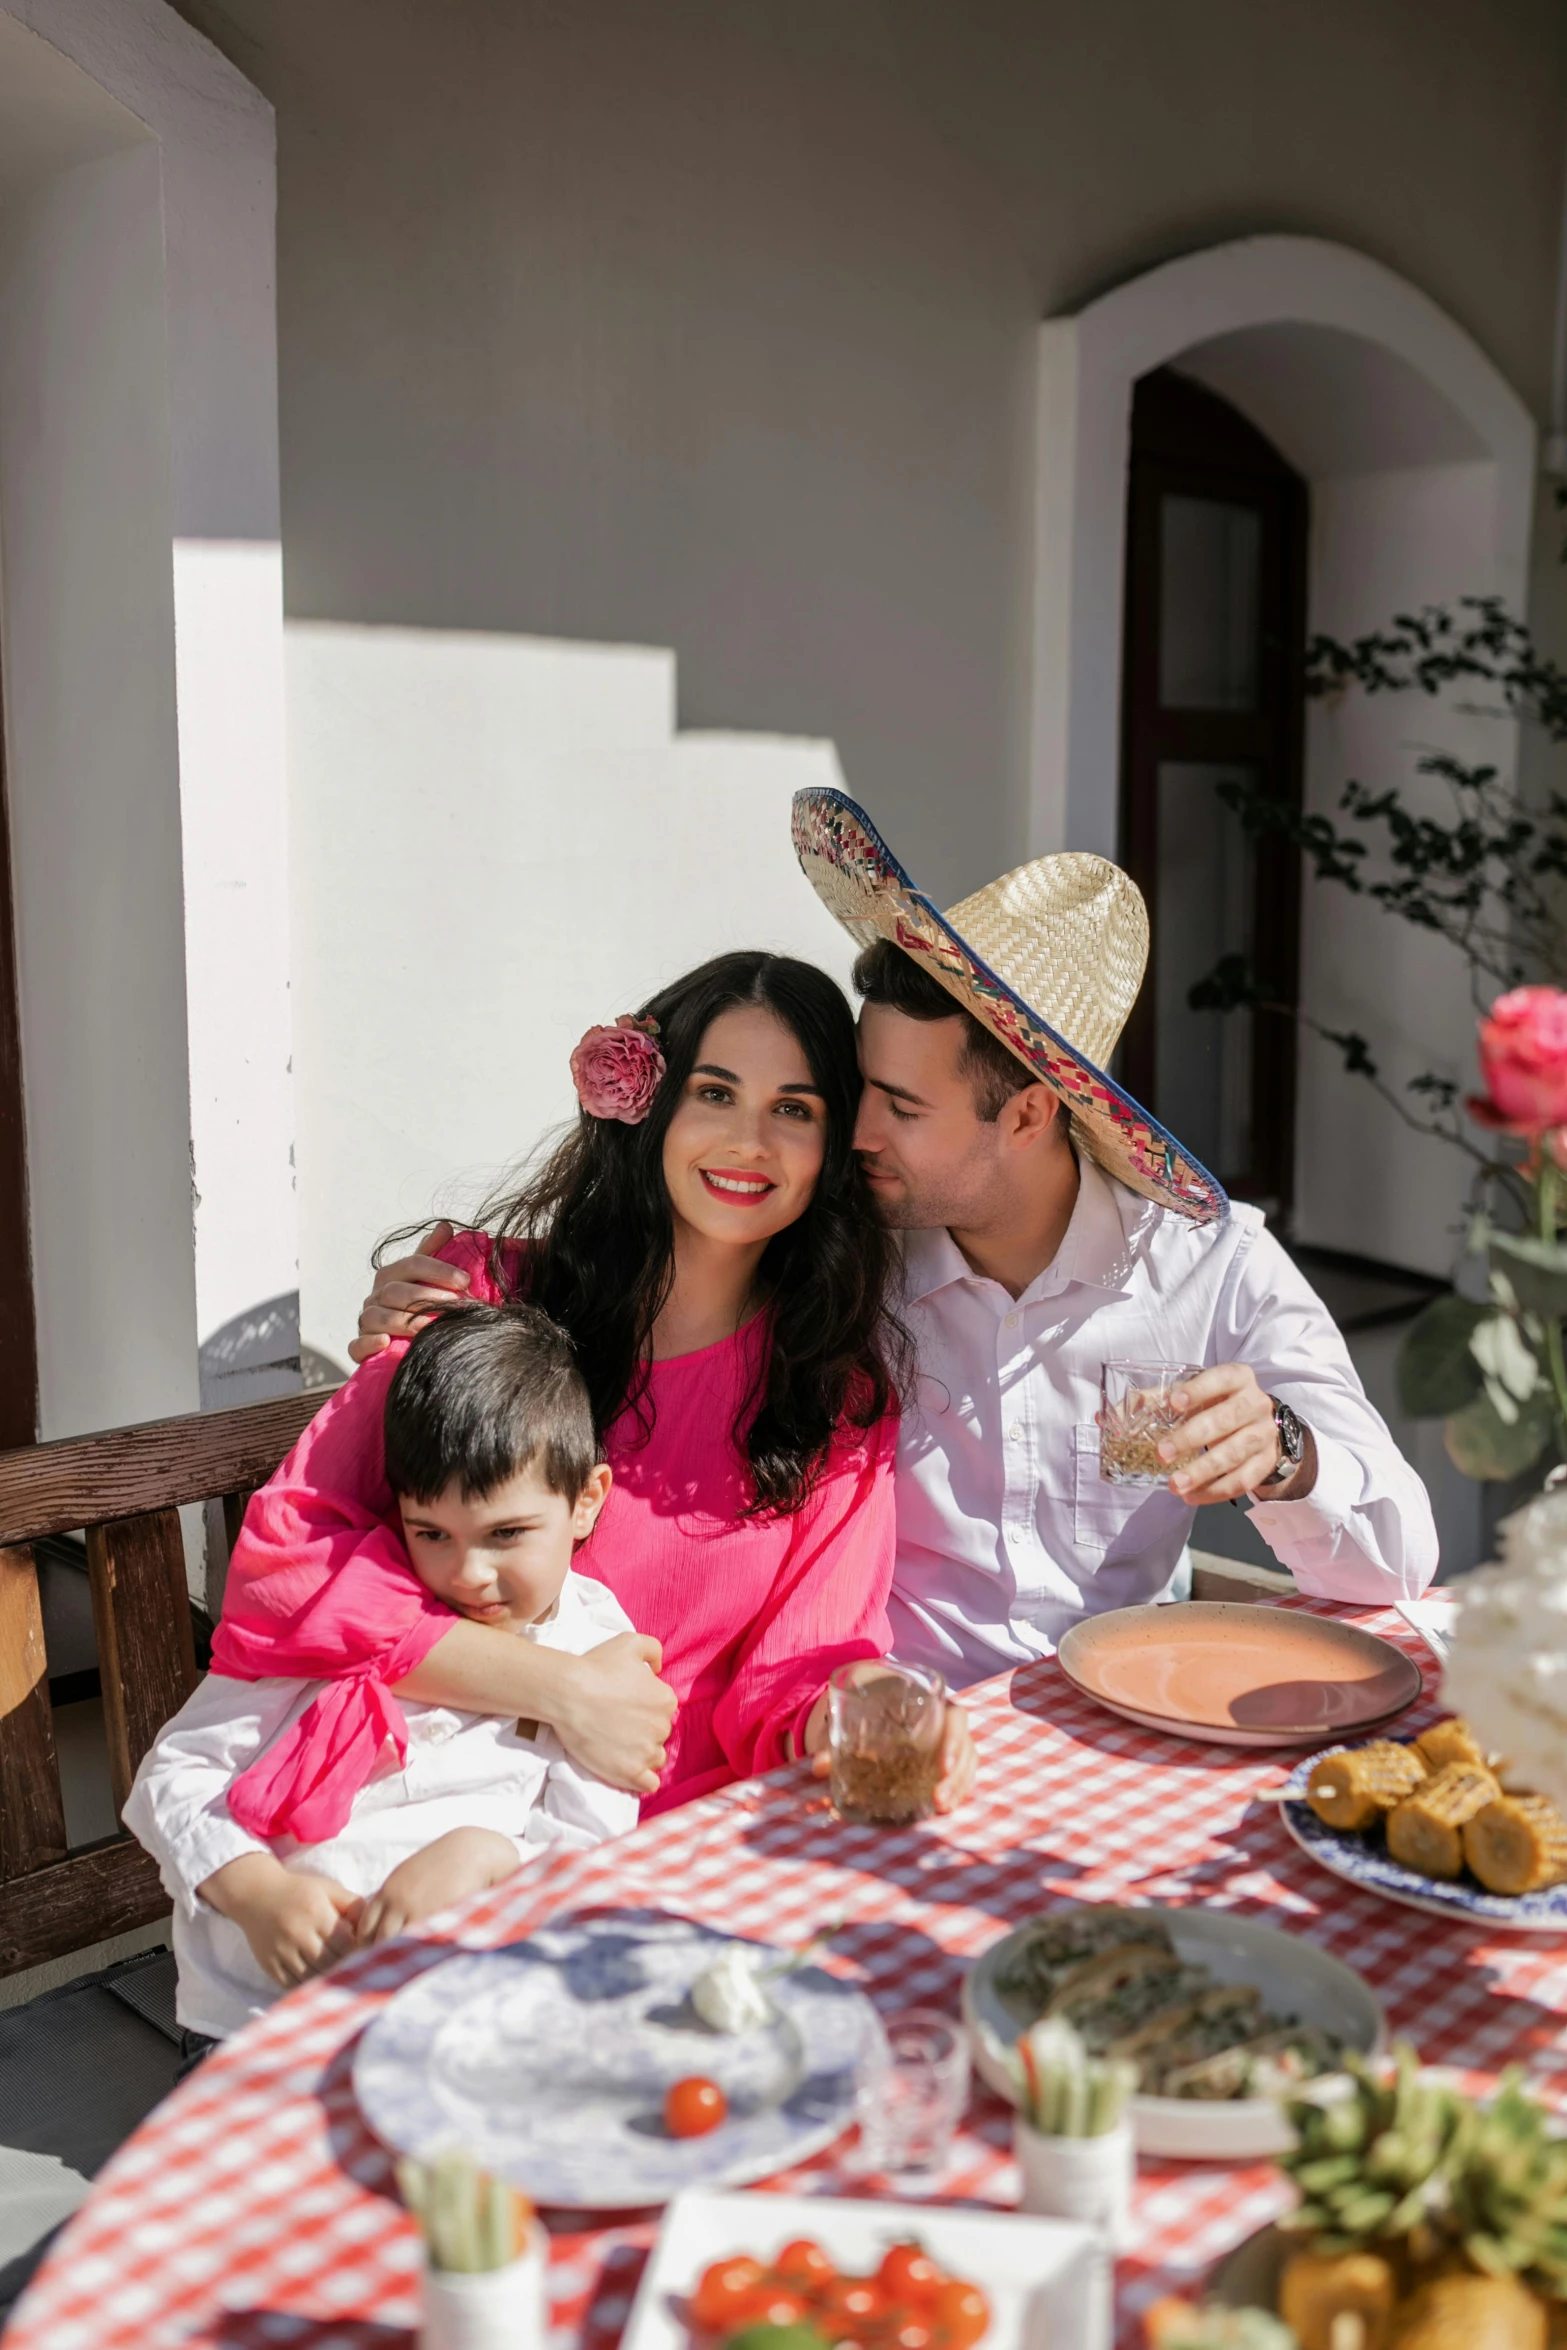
top-left (1188, 599), bottom-right (1567, 1484)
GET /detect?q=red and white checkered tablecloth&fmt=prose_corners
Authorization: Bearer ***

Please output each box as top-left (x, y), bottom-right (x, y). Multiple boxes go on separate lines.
top-left (11, 1600), bottom-right (1567, 2350)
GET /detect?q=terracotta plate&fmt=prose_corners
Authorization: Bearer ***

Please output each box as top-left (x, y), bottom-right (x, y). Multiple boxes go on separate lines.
top-left (1056, 1602), bottom-right (1423, 1748)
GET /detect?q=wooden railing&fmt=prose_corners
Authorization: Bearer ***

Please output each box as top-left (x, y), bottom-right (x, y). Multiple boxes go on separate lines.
top-left (0, 1389), bottom-right (327, 1976)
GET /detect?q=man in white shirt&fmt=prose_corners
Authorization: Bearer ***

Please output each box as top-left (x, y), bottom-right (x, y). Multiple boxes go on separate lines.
top-left (791, 788), bottom-right (1439, 1687)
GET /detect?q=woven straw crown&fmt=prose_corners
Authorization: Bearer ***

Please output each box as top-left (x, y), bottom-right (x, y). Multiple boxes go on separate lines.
top-left (791, 787), bottom-right (1226, 1222)
top-left (943, 856), bottom-right (1148, 1072)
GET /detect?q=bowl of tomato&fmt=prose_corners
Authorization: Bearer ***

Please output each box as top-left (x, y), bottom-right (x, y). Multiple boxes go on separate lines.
top-left (688, 2235), bottom-right (992, 2350)
top-left (621, 2190), bottom-right (1111, 2350)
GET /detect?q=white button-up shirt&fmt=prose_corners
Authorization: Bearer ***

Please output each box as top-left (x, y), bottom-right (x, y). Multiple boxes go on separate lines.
top-left (124, 1572), bottom-right (639, 2037)
top-left (888, 1157), bottom-right (1440, 1687)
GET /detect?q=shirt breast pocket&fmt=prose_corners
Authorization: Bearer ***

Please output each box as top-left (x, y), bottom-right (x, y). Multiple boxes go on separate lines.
top-left (1072, 1421), bottom-right (1135, 1554)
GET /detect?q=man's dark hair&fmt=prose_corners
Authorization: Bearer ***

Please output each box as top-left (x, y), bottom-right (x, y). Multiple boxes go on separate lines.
top-left (852, 938), bottom-right (1034, 1121)
top-left (383, 1303), bottom-right (599, 1504)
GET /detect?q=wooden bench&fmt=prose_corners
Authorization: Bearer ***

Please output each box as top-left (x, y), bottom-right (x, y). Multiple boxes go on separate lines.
top-left (0, 1390), bottom-right (326, 1978)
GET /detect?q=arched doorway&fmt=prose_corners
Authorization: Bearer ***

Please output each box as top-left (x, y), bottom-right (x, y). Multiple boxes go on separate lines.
top-left (1031, 235), bottom-right (1535, 1280)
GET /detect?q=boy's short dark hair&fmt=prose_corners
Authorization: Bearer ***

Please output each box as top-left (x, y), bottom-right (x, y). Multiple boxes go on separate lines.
top-left (383, 1303), bottom-right (599, 1504)
top-left (852, 938), bottom-right (1032, 1122)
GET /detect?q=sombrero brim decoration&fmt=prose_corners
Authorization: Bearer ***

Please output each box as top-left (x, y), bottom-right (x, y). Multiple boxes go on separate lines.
top-left (792, 787), bottom-right (1227, 1224)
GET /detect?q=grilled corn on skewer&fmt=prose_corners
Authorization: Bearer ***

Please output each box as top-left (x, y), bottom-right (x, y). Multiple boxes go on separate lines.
top-left (1386, 1765), bottom-right (1500, 1881)
top-left (1463, 1796), bottom-right (1567, 1897)
top-left (1415, 1718), bottom-right (1489, 1775)
top-left (1308, 1743), bottom-right (1429, 1832)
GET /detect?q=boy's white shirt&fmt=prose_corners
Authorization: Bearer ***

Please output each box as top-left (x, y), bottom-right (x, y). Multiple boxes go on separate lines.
top-left (124, 1570), bottom-right (639, 2038)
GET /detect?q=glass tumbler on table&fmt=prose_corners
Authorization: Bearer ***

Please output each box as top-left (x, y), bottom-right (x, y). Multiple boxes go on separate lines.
top-left (855, 2005), bottom-right (971, 2176)
top-left (1099, 1358), bottom-right (1203, 1487)
top-left (827, 1660), bottom-right (946, 1826)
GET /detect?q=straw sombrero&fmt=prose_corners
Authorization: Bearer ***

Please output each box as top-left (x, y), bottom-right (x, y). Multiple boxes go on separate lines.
top-left (792, 787), bottom-right (1227, 1223)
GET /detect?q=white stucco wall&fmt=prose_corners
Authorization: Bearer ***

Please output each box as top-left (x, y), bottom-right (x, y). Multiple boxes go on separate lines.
top-left (0, 0), bottom-right (292, 1426)
top-left (0, 131), bottom-right (200, 1436)
top-left (286, 623), bottom-right (857, 1365)
top-left (1295, 461), bottom-right (1507, 1271)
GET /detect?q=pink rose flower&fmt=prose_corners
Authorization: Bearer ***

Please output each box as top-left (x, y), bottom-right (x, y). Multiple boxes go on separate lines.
top-left (1478, 986), bottom-right (1567, 1132)
top-left (570, 1015), bottom-right (666, 1124)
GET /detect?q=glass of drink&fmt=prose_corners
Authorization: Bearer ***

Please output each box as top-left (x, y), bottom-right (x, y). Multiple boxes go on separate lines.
top-left (854, 2006), bottom-right (971, 2175)
top-left (827, 1661), bottom-right (946, 1826)
top-left (1099, 1359), bottom-right (1203, 1486)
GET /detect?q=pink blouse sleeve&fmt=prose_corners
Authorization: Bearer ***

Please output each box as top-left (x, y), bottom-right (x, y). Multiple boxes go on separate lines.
top-left (213, 1229), bottom-right (512, 1687)
top-left (709, 1410), bottom-right (898, 1781)
top-left (211, 1232), bottom-right (520, 1842)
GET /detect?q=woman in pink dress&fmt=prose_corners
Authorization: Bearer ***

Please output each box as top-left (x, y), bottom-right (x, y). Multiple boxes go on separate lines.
top-left (215, 951), bottom-right (975, 1842)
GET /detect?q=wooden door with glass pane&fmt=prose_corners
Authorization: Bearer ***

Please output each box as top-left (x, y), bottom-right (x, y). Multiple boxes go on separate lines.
top-left (1118, 367), bottom-right (1307, 1218)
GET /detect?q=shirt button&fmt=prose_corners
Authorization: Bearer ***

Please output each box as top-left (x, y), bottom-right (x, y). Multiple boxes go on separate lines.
top-left (1008, 1423), bottom-right (1023, 1441)
top-left (1005, 1312), bottom-right (1019, 1328)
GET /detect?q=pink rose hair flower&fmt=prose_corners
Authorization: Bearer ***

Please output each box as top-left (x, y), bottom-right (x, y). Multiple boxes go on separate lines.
top-left (570, 1014), bottom-right (666, 1124)
top-left (1473, 986), bottom-right (1567, 1135)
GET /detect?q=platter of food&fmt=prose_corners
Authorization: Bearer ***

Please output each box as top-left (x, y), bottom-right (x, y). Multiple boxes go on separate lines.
top-left (1198, 2045), bottom-right (1567, 2349)
top-left (1280, 1715), bottom-right (1567, 1932)
top-left (1056, 1603), bottom-right (1423, 1748)
top-left (620, 2190), bottom-right (1110, 2350)
top-left (354, 1911), bottom-right (875, 2205)
top-left (963, 1903), bottom-right (1383, 2159)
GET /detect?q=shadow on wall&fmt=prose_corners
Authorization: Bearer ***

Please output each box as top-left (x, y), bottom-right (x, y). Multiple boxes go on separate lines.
top-left (284, 619), bottom-right (862, 1367)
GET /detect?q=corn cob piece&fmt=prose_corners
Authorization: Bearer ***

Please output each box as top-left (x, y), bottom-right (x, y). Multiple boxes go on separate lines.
top-left (1415, 1718), bottom-right (1489, 1775)
top-left (1463, 1796), bottom-right (1567, 1897)
top-left (1308, 1742), bottom-right (1428, 1832)
top-left (1387, 2270), bottom-right (1547, 2350)
top-left (1387, 1764), bottom-right (1500, 1880)
top-left (1278, 2247), bottom-right (1398, 2350)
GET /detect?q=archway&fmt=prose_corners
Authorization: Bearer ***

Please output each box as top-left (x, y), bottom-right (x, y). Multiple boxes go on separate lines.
top-left (1030, 235), bottom-right (1536, 1284)
top-left (1031, 234), bottom-right (1534, 862)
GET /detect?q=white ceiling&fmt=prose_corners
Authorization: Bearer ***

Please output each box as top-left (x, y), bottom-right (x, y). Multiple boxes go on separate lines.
top-left (0, 14), bottom-right (151, 203)
top-left (1175, 321), bottom-right (1488, 478)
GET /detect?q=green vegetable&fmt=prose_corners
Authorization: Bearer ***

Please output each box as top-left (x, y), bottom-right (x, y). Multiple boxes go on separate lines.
top-left (396, 2149), bottom-right (531, 2273)
top-left (722, 2327), bottom-right (832, 2350)
top-left (1278, 2045), bottom-right (1567, 2299)
top-left (991, 2013), bottom-right (1136, 2138)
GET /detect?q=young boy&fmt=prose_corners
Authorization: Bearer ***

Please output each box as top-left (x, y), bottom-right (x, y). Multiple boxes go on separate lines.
top-left (125, 1305), bottom-right (638, 2045)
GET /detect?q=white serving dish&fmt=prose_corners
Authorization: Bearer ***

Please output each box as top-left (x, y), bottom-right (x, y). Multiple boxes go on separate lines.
top-left (963, 1903), bottom-right (1385, 2160)
top-left (354, 1910), bottom-right (874, 2207)
top-left (621, 2190), bottom-right (1111, 2350)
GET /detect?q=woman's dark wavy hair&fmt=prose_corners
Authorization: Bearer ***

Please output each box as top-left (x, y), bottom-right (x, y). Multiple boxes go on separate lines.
top-left (472, 951), bottom-right (908, 1515)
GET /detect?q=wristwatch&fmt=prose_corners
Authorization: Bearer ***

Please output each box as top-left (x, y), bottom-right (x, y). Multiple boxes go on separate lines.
top-left (1253, 1398), bottom-right (1305, 1493)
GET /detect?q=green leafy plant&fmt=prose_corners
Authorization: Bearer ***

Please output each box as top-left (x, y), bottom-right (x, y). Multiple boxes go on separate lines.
top-left (1189, 598), bottom-right (1567, 1481)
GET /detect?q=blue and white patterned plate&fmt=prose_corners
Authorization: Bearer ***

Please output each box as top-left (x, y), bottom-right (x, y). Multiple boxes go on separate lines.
top-left (1280, 1748), bottom-right (1567, 1935)
top-left (352, 1910), bottom-right (877, 2205)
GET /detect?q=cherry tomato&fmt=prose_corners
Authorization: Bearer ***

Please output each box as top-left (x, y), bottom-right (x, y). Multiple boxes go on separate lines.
top-left (731, 2284), bottom-right (811, 2328)
top-left (689, 2255), bottom-right (766, 2330)
top-left (929, 2279), bottom-right (991, 2348)
top-left (663, 2075), bottom-right (728, 2138)
top-left (816, 2275), bottom-right (888, 2333)
top-left (883, 2315), bottom-right (935, 2350)
top-left (878, 2245), bottom-right (945, 2302)
top-left (771, 2237), bottom-right (838, 2290)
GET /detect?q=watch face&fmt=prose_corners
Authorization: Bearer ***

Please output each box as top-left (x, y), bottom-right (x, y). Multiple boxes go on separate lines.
top-left (1275, 1401), bottom-right (1304, 1463)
